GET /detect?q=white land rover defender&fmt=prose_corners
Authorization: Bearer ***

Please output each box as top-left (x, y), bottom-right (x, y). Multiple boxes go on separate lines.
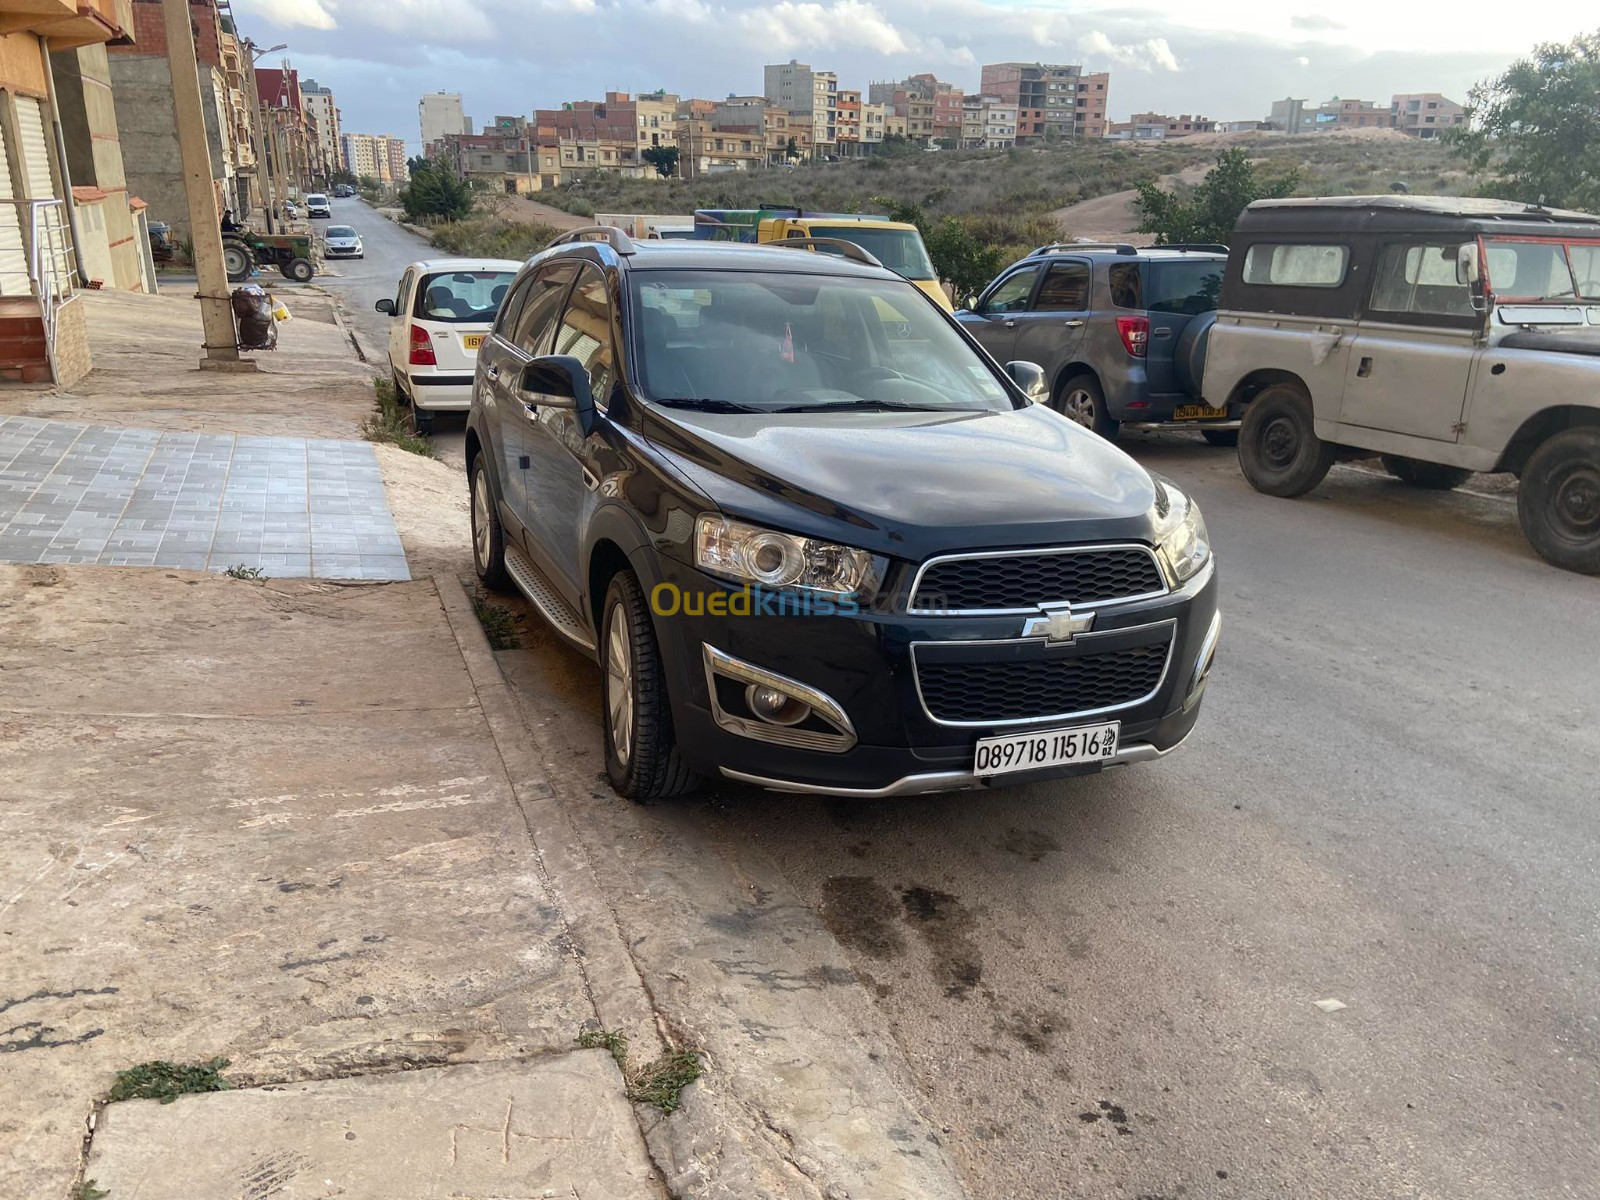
top-left (1199, 195), bottom-right (1600, 574)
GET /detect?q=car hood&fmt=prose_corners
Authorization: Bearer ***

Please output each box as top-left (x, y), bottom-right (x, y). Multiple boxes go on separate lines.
top-left (645, 403), bottom-right (1163, 557)
top-left (326, 238), bottom-right (360, 245)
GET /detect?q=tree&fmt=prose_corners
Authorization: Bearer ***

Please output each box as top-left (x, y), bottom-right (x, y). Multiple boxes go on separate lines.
top-left (400, 160), bottom-right (474, 222)
top-left (329, 167), bottom-right (357, 187)
top-left (642, 145), bottom-right (679, 178)
top-left (1446, 31), bottom-right (1600, 212)
top-left (1134, 149), bottom-right (1299, 245)
top-left (785, 136), bottom-right (798, 161)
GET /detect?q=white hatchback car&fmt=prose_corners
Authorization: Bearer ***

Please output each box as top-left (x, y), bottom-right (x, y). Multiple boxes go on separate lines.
top-left (322, 224), bottom-right (363, 258)
top-left (376, 258), bottom-right (522, 431)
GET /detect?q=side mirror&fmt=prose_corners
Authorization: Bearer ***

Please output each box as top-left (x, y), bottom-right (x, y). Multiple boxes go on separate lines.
top-left (1455, 243), bottom-right (1480, 286)
top-left (520, 354), bottom-right (596, 434)
top-left (1004, 360), bottom-right (1049, 404)
top-left (374, 298), bottom-right (395, 315)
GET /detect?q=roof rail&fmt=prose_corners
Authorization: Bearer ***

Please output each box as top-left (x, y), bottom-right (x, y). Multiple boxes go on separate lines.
top-left (1158, 243), bottom-right (1230, 254)
top-left (1032, 241), bottom-right (1139, 257)
top-left (547, 225), bottom-right (637, 256)
top-left (770, 237), bottom-right (884, 269)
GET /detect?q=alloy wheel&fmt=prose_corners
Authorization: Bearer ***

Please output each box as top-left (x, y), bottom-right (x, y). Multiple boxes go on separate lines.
top-left (1062, 388), bottom-right (1096, 428)
top-left (606, 612), bottom-right (634, 767)
top-left (471, 468), bottom-right (491, 570)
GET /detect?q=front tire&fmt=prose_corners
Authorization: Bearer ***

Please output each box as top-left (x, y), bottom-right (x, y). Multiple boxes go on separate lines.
top-left (1381, 455), bottom-right (1474, 490)
top-left (283, 257), bottom-right (314, 283)
top-left (1238, 384), bottom-right (1334, 497)
top-left (600, 571), bottom-right (700, 801)
top-left (1054, 373), bottom-right (1119, 439)
top-left (469, 455), bottom-right (510, 591)
top-left (1517, 428), bottom-right (1600, 575)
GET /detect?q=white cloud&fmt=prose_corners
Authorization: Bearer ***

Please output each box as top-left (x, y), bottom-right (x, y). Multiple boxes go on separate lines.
top-left (1078, 30), bottom-right (1179, 72)
top-left (1294, 55), bottom-right (1311, 67)
top-left (737, 1), bottom-right (911, 55)
top-left (258, 0), bottom-right (337, 30)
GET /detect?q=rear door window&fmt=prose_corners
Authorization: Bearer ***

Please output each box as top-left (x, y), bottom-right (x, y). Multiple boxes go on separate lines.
top-left (1032, 261), bottom-right (1090, 311)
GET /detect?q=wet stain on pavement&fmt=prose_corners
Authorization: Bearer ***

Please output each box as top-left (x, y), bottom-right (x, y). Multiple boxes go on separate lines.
top-left (1079, 1098), bottom-right (1134, 1134)
top-left (821, 875), bottom-right (906, 959)
top-left (1000, 828), bottom-right (1062, 862)
top-left (994, 1006), bottom-right (1067, 1052)
top-left (900, 886), bottom-right (984, 998)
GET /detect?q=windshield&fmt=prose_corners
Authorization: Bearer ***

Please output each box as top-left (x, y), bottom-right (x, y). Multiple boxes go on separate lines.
top-left (326, 226), bottom-right (357, 238)
top-left (415, 270), bottom-right (517, 324)
top-left (1484, 238), bottom-right (1600, 302)
top-left (307, 195), bottom-right (328, 205)
top-left (806, 226), bottom-right (938, 281)
top-left (630, 270), bottom-right (1016, 413)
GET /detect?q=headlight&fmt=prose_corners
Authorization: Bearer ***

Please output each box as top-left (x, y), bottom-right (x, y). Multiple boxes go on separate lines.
top-left (694, 515), bottom-right (873, 595)
top-left (1153, 488), bottom-right (1211, 584)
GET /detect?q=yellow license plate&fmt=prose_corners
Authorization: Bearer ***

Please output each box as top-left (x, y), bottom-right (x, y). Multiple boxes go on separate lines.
top-left (1174, 404), bottom-right (1228, 421)
top-left (461, 334), bottom-right (484, 350)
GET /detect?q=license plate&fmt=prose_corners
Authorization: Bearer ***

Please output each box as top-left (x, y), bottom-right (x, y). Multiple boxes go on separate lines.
top-left (461, 334), bottom-right (484, 350)
top-left (974, 721), bottom-right (1120, 778)
top-left (1174, 404), bottom-right (1228, 421)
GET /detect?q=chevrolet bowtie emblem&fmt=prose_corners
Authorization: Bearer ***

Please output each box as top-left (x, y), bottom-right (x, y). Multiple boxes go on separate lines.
top-left (1022, 605), bottom-right (1094, 643)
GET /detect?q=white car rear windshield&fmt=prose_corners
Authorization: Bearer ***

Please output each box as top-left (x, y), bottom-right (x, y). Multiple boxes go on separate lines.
top-left (414, 271), bottom-right (516, 324)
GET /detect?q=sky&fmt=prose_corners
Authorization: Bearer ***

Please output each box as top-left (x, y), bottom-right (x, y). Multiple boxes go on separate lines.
top-left (235, 0), bottom-right (1591, 151)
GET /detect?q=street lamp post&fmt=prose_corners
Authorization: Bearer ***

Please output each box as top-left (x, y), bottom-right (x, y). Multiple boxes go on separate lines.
top-left (243, 40), bottom-right (286, 234)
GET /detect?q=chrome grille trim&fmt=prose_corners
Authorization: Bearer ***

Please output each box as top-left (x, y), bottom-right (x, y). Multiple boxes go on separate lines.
top-left (907, 542), bottom-right (1169, 616)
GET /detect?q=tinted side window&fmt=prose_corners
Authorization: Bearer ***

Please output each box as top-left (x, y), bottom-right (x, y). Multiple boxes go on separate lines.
top-left (493, 274), bottom-right (534, 337)
top-left (1148, 261), bottom-right (1224, 314)
top-left (552, 267), bottom-right (617, 403)
top-left (1108, 263), bottom-right (1143, 309)
top-left (1033, 261), bottom-right (1090, 311)
top-left (1242, 243), bottom-right (1349, 288)
top-left (392, 270), bottom-right (410, 316)
top-left (1368, 242), bottom-right (1474, 320)
top-left (511, 262), bottom-right (577, 355)
top-left (983, 265), bottom-right (1042, 313)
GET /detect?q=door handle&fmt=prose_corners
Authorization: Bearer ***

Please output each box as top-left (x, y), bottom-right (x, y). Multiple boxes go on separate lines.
top-left (1151, 327), bottom-right (1172, 337)
top-left (484, 365), bottom-right (500, 380)
top-left (1356, 356), bottom-right (1373, 378)
top-left (1063, 319), bottom-right (1084, 328)
top-left (1003, 319), bottom-right (1018, 328)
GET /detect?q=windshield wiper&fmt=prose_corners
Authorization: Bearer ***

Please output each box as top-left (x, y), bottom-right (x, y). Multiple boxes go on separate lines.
top-left (773, 398), bottom-right (953, 413)
top-left (654, 397), bottom-right (761, 413)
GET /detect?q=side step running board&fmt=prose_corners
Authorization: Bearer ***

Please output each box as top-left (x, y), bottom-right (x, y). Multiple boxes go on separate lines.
top-left (503, 545), bottom-right (595, 652)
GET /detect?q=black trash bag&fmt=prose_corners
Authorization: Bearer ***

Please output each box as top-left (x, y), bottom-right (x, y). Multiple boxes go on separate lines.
top-left (231, 284), bottom-right (277, 351)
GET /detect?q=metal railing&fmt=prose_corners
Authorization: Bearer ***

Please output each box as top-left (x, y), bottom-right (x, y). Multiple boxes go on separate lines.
top-left (0, 199), bottom-right (80, 382)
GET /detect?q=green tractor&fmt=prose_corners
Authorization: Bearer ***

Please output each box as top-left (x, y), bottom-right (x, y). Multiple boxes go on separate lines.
top-left (222, 228), bottom-right (316, 284)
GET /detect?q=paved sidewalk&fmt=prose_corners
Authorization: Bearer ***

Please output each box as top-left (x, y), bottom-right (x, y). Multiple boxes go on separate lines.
top-left (0, 415), bottom-right (407, 578)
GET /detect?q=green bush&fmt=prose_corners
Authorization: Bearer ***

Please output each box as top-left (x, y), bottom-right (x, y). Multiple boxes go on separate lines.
top-left (400, 161), bottom-right (474, 222)
top-left (430, 217), bottom-right (562, 260)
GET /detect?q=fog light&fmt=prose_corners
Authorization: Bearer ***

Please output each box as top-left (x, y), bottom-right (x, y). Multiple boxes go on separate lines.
top-left (746, 684), bottom-right (811, 726)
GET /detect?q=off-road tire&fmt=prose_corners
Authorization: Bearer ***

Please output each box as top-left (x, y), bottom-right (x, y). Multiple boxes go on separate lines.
top-left (1238, 384), bottom-right (1335, 497)
top-left (469, 455), bottom-right (510, 592)
top-left (601, 571), bottom-right (700, 801)
top-left (1055, 373), bottom-right (1119, 439)
top-left (282, 257), bottom-right (314, 283)
top-left (1517, 427), bottom-right (1600, 575)
top-left (1201, 428), bottom-right (1239, 448)
top-left (1381, 455), bottom-right (1474, 490)
top-left (222, 240), bottom-right (253, 283)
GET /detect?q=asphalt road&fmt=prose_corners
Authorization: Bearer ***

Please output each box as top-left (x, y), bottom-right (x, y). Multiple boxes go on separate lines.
top-left (318, 198), bottom-right (1600, 1194)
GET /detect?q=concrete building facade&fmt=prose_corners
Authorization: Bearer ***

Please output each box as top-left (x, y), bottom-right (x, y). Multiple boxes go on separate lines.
top-left (301, 77), bottom-right (340, 174)
top-left (1391, 92), bottom-right (1465, 137)
top-left (763, 60), bottom-right (837, 156)
top-left (980, 62), bottom-right (1108, 142)
top-left (419, 90), bottom-right (468, 153)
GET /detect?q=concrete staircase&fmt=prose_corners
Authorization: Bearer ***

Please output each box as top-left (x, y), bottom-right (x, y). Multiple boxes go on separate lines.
top-left (0, 296), bottom-right (51, 384)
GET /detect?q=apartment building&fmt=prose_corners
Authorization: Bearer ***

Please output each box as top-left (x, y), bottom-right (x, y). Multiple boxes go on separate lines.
top-left (536, 93), bottom-right (651, 179)
top-left (436, 116), bottom-right (541, 193)
top-left (301, 78), bottom-right (341, 176)
top-left (763, 60), bottom-right (837, 156)
top-left (961, 95), bottom-right (1018, 149)
top-left (835, 88), bottom-right (862, 154)
top-left (980, 62), bottom-right (1108, 142)
top-left (1107, 112), bottom-right (1216, 140)
top-left (675, 114), bottom-right (764, 177)
top-left (1391, 93), bottom-right (1465, 137)
top-left (635, 90), bottom-right (678, 156)
top-left (860, 102), bottom-right (887, 149)
top-left (419, 90), bottom-right (470, 152)
top-left (255, 66), bottom-right (319, 199)
top-left (342, 132), bottom-right (406, 183)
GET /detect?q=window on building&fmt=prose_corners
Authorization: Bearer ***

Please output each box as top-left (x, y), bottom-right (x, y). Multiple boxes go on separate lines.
top-left (1427, 101), bottom-right (1437, 109)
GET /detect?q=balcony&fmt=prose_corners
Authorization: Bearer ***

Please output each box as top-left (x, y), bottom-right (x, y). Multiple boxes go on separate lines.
top-left (0, 0), bottom-right (132, 48)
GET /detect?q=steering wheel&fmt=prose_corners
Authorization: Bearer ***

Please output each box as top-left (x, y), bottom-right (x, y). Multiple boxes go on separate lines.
top-left (846, 365), bottom-right (908, 386)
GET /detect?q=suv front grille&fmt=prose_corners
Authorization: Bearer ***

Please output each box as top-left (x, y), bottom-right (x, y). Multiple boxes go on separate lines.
top-left (915, 642), bottom-right (1169, 724)
top-left (910, 546), bottom-right (1165, 613)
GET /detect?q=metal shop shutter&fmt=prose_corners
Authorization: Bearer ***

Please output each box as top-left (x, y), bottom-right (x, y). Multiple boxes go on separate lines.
top-left (0, 120), bottom-right (28, 297)
top-left (15, 96), bottom-right (72, 293)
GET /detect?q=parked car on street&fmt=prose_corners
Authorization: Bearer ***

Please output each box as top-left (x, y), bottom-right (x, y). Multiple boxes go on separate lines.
top-left (305, 193), bottom-right (331, 219)
top-left (1201, 195), bottom-right (1600, 574)
top-left (957, 243), bottom-right (1234, 443)
top-left (377, 259), bottom-right (521, 432)
top-left (465, 228), bottom-right (1221, 800)
top-left (322, 225), bottom-right (363, 259)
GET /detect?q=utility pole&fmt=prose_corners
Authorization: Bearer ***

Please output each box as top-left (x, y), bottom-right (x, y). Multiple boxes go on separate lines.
top-left (161, 0), bottom-right (249, 370)
top-left (243, 42), bottom-right (275, 233)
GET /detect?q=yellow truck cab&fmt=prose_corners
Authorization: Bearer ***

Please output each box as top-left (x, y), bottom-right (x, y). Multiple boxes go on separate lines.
top-left (694, 208), bottom-right (950, 310)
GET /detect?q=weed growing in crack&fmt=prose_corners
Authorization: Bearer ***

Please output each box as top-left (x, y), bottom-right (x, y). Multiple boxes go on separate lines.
top-left (361, 376), bottom-right (437, 459)
top-left (472, 593), bottom-right (521, 650)
top-left (108, 1057), bottom-right (233, 1104)
top-left (576, 1028), bottom-right (702, 1114)
top-left (223, 564), bottom-right (267, 580)
top-left (71, 1183), bottom-right (108, 1200)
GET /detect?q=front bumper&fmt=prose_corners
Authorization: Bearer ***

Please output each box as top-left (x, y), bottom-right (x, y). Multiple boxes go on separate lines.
top-left (649, 554), bottom-right (1220, 796)
top-left (325, 246), bottom-right (363, 257)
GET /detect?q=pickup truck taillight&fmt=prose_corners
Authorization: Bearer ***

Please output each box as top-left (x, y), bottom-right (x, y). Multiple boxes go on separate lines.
top-left (1115, 315), bottom-right (1149, 358)
top-left (408, 325), bottom-right (437, 366)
